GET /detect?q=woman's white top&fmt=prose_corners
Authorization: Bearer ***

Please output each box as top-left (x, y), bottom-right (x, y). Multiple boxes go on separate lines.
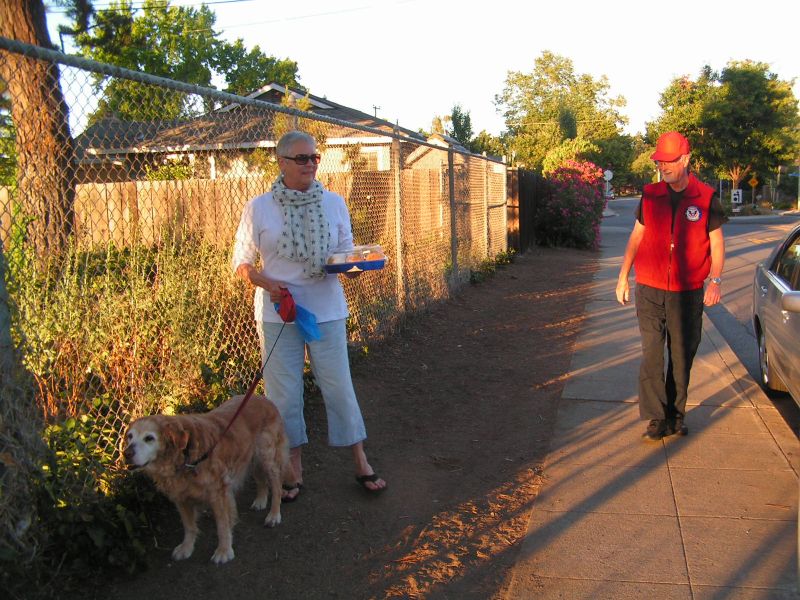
top-left (231, 189), bottom-right (353, 324)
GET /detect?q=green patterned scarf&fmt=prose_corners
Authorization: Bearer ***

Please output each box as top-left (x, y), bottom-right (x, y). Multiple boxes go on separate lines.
top-left (271, 175), bottom-right (330, 279)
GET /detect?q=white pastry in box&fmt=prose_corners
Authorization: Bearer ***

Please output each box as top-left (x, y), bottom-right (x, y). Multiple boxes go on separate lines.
top-left (325, 244), bottom-right (387, 273)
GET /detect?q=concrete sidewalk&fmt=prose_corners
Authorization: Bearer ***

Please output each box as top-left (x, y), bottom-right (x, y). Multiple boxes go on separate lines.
top-left (506, 223), bottom-right (799, 599)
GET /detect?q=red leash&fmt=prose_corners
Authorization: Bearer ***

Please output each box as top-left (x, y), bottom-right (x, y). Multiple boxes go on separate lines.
top-left (185, 289), bottom-right (295, 470)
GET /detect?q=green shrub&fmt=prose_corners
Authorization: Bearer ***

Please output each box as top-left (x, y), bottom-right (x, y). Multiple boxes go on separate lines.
top-left (1, 402), bottom-right (156, 599)
top-left (35, 408), bottom-right (153, 573)
top-left (494, 247), bottom-right (516, 266)
top-left (4, 233), bottom-right (262, 593)
top-left (469, 248), bottom-right (515, 284)
top-left (144, 160), bottom-right (193, 181)
top-left (470, 258), bottom-right (496, 284)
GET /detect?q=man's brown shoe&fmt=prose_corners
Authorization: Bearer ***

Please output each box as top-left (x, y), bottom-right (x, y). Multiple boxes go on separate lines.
top-left (644, 419), bottom-right (667, 441)
top-left (666, 417), bottom-right (688, 437)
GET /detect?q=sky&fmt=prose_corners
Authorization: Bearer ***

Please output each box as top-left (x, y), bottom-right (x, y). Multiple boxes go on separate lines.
top-left (45, 0), bottom-right (800, 138)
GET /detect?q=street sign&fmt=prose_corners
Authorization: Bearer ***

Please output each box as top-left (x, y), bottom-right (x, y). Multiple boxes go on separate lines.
top-left (748, 177), bottom-right (758, 188)
top-left (603, 170), bottom-right (613, 181)
top-left (731, 189), bottom-right (743, 213)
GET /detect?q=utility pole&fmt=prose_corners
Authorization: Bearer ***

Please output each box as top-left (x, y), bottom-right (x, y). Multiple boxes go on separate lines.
top-left (790, 162), bottom-right (800, 212)
top-left (372, 105), bottom-right (381, 118)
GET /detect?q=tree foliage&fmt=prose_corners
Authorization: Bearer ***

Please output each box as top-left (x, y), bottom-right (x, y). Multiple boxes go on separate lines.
top-left (628, 135), bottom-right (659, 187)
top-left (648, 62), bottom-right (799, 189)
top-left (588, 134), bottom-right (638, 188)
top-left (64, 0), bottom-right (299, 121)
top-left (542, 138), bottom-right (598, 175)
top-left (470, 130), bottom-right (506, 158)
top-left (701, 61), bottom-right (799, 188)
top-left (0, 80), bottom-right (16, 187)
top-left (215, 39), bottom-right (299, 97)
top-left (557, 106), bottom-right (578, 140)
top-left (447, 104), bottom-right (473, 147)
top-left (429, 115), bottom-right (447, 136)
top-left (496, 51), bottom-right (628, 171)
top-left (646, 67), bottom-right (716, 156)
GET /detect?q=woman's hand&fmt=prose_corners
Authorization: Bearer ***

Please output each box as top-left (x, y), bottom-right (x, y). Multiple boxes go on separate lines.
top-left (236, 264), bottom-right (285, 302)
top-left (265, 280), bottom-right (285, 303)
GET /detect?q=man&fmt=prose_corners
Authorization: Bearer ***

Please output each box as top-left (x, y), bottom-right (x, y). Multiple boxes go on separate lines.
top-left (616, 131), bottom-right (726, 441)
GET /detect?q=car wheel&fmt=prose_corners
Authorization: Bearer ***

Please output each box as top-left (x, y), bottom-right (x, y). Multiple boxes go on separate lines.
top-left (758, 328), bottom-right (788, 395)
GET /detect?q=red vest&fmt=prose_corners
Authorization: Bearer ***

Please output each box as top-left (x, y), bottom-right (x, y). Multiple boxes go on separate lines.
top-left (634, 174), bottom-right (714, 291)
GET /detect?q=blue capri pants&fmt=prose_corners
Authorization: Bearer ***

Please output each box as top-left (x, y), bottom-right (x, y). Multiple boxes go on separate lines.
top-left (259, 319), bottom-right (367, 449)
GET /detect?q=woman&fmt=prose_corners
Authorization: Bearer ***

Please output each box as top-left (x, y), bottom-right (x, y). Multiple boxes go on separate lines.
top-left (232, 130), bottom-right (387, 499)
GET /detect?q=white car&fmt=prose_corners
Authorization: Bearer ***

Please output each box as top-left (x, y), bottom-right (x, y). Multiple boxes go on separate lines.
top-left (752, 222), bottom-right (800, 402)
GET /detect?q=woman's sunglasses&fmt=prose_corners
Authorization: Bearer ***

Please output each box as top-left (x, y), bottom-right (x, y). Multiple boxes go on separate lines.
top-left (281, 153), bottom-right (321, 165)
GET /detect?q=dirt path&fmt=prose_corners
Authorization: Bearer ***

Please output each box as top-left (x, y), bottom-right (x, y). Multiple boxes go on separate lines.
top-left (98, 246), bottom-right (598, 600)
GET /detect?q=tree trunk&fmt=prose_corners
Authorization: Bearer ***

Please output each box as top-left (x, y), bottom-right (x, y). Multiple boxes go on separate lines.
top-left (727, 164), bottom-right (750, 192)
top-left (0, 0), bottom-right (75, 260)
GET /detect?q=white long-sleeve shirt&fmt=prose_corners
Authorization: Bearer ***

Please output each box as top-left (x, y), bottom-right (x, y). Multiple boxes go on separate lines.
top-left (231, 189), bottom-right (354, 324)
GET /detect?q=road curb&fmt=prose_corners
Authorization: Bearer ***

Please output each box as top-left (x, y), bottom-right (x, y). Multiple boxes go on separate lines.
top-left (702, 314), bottom-right (799, 476)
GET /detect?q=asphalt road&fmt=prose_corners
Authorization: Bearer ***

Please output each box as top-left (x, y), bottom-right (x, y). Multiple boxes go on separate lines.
top-left (606, 196), bottom-right (800, 432)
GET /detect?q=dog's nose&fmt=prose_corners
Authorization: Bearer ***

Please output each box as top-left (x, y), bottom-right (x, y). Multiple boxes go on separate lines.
top-left (123, 445), bottom-right (135, 463)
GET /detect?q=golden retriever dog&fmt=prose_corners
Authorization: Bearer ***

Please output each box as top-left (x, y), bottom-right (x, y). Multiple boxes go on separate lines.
top-left (123, 394), bottom-right (289, 564)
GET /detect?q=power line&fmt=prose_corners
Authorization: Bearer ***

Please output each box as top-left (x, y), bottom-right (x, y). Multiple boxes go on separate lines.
top-left (48, 0), bottom-right (418, 32)
top-left (48, 0), bottom-right (419, 53)
top-left (47, 0), bottom-right (259, 14)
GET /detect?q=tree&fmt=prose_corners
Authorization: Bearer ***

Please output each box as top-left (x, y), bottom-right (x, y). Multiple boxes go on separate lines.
top-left (429, 115), bottom-right (448, 136)
top-left (0, 0), bottom-right (75, 258)
top-left (648, 62), bottom-right (799, 190)
top-left (215, 39), bottom-right (298, 97)
top-left (557, 106), bottom-right (578, 140)
top-left (646, 68), bottom-right (717, 173)
top-left (700, 61), bottom-right (799, 190)
top-left (542, 138), bottom-right (598, 175)
top-left (496, 51), bottom-right (627, 171)
top-left (470, 130), bottom-right (506, 158)
top-left (631, 149), bottom-right (658, 187)
top-left (447, 104), bottom-right (473, 147)
top-left (589, 134), bottom-right (637, 186)
top-left (0, 0), bottom-right (67, 577)
top-left (66, 0), bottom-right (299, 121)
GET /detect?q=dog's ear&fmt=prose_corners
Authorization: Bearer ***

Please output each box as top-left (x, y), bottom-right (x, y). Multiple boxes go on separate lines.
top-left (162, 420), bottom-right (189, 451)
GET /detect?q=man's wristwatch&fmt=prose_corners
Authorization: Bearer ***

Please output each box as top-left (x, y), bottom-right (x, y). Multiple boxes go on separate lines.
top-left (709, 277), bottom-right (722, 285)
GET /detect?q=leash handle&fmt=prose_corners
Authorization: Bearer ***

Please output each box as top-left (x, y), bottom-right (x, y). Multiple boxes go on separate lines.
top-left (185, 319), bottom-right (287, 469)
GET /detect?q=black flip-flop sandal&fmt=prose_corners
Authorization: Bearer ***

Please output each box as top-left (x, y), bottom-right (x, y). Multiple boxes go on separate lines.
top-left (355, 474), bottom-right (386, 493)
top-left (281, 483), bottom-right (302, 503)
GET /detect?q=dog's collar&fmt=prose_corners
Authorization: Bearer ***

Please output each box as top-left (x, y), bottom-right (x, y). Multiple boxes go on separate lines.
top-left (182, 446), bottom-right (210, 473)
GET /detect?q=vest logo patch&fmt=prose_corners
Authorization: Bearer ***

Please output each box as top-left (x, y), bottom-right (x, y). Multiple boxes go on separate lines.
top-left (685, 205), bottom-right (701, 222)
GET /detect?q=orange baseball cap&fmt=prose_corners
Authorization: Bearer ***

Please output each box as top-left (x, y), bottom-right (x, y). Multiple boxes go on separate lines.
top-left (650, 131), bottom-right (690, 161)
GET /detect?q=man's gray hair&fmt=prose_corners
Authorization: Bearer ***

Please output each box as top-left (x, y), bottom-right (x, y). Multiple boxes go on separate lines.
top-left (277, 130), bottom-right (316, 156)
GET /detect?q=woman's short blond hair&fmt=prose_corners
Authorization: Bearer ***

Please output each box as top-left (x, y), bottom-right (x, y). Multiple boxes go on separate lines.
top-left (277, 131), bottom-right (315, 156)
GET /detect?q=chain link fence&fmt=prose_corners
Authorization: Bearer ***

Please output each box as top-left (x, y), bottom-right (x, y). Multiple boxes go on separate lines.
top-left (0, 37), bottom-right (506, 573)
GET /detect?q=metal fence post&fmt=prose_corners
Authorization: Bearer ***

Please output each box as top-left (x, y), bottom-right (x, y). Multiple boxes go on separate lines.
top-left (484, 158), bottom-right (490, 257)
top-left (447, 148), bottom-right (458, 285)
top-left (391, 137), bottom-right (405, 311)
